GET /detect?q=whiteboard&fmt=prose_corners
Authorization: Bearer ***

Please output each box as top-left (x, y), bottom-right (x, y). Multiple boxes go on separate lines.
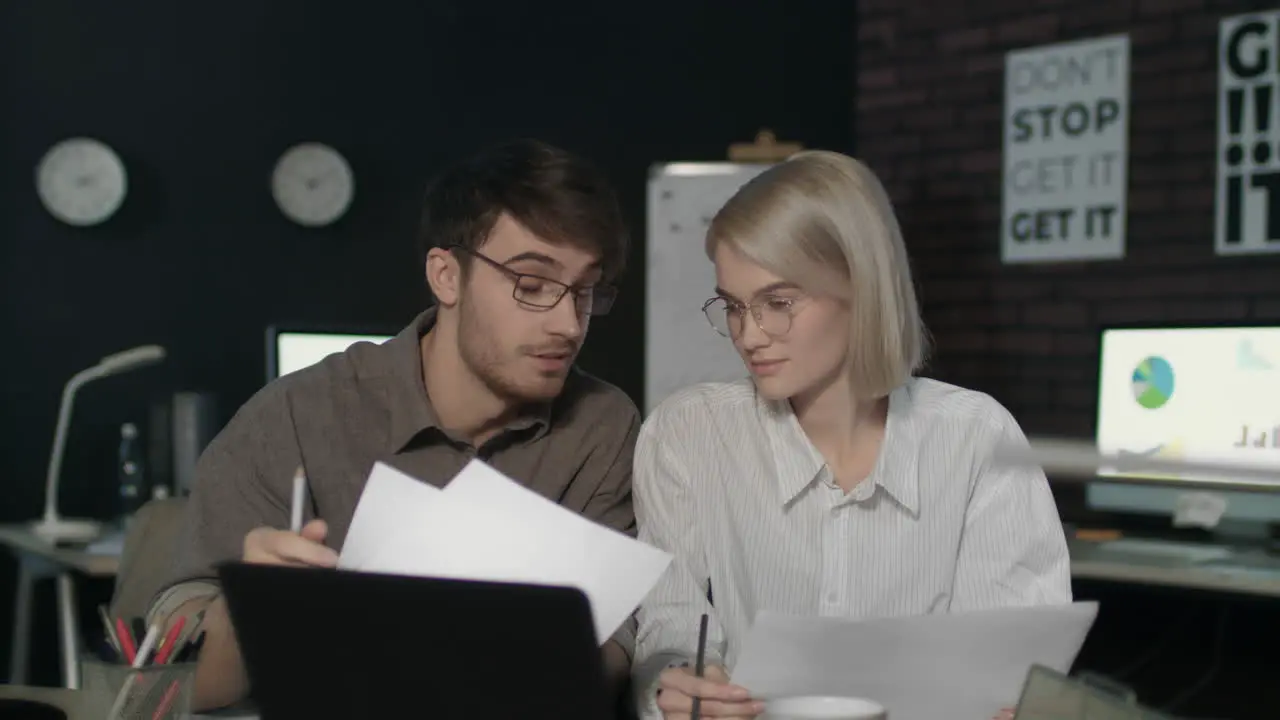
top-left (645, 162), bottom-right (771, 414)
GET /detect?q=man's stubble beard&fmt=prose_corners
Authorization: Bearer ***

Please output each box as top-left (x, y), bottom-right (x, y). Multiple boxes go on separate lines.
top-left (457, 298), bottom-right (563, 404)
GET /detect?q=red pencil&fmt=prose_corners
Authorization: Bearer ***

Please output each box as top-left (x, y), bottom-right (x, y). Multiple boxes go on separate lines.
top-left (151, 680), bottom-right (180, 720)
top-left (153, 616), bottom-right (186, 665)
top-left (115, 617), bottom-right (137, 664)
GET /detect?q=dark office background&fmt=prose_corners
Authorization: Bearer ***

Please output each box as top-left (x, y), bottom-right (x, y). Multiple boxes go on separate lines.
top-left (3, 0), bottom-right (1279, 717)
top-left (859, 1), bottom-right (1280, 717)
top-left (0, 0), bottom-right (854, 685)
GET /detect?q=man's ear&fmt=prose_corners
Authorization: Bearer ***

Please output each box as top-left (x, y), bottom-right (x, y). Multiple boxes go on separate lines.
top-left (425, 247), bottom-right (462, 306)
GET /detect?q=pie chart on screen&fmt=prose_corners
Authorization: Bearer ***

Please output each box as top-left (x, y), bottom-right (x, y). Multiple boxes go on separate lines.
top-left (1132, 356), bottom-right (1175, 409)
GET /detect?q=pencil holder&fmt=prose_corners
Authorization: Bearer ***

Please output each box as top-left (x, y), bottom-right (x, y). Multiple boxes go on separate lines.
top-left (79, 657), bottom-right (197, 720)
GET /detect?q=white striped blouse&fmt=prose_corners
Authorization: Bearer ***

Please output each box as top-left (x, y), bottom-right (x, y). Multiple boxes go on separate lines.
top-left (632, 376), bottom-right (1072, 714)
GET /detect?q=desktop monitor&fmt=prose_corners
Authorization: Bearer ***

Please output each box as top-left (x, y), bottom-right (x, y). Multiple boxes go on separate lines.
top-left (266, 326), bottom-right (394, 382)
top-left (1091, 325), bottom-right (1280, 526)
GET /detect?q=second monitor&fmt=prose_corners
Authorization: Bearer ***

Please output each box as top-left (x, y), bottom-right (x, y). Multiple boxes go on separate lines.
top-left (1092, 324), bottom-right (1280, 528)
top-left (266, 326), bottom-right (394, 382)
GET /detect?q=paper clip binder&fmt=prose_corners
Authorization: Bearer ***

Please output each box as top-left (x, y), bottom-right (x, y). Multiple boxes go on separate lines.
top-left (1013, 665), bottom-right (1174, 720)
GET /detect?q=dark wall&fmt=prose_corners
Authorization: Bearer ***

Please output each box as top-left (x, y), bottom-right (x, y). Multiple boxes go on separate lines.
top-left (857, 1), bottom-right (1279, 717)
top-left (857, 0), bottom-right (1280, 434)
top-left (0, 2), bottom-right (855, 681)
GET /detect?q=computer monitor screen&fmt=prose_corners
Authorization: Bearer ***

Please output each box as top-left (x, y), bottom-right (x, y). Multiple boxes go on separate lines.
top-left (267, 328), bottom-right (394, 381)
top-left (1091, 325), bottom-right (1280, 521)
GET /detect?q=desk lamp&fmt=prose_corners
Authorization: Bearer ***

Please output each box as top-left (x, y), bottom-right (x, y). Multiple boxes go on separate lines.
top-left (31, 344), bottom-right (167, 543)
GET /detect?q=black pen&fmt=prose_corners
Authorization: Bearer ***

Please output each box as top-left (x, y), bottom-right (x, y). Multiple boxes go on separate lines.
top-left (131, 617), bottom-right (147, 652)
top-left (172, 632), bottom-right (206, 663)
top-left (691, 613), bottom-right (709, 720)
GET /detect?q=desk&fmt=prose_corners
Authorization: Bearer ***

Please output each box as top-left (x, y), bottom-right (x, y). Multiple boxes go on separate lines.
top-left (0, 524), bottom-right (120, 690)
top-left (0, 685), bottom-right (257, 720)
top-left (1069, 538), bottom-right (1280, 598)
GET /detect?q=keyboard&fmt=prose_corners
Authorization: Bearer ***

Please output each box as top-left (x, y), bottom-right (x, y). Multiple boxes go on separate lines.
top-left (1097, 538), bottom-right (1233, 564)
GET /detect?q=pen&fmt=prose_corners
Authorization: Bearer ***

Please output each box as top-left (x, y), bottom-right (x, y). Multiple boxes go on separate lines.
top-left (290, 465), bottom-right (307, 533)
top-left (131, 618), bottom-right (147, 653)
top-left (132, 623), bottom-right (161, 669)
top-left (691, 613), bottom-right (709, 720)
top-left (98, 605), bottom-right (121, 656)
top-left (172, 632), bottom-right (206, 663)
top-left (171, 608), bottom-right (206, 660)
top-left (107, 623), bottom-right (161, 720)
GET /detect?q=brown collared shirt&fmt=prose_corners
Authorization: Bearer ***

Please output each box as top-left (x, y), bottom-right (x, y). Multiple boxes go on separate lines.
top-left (150, 308), bottom-right (640, 653)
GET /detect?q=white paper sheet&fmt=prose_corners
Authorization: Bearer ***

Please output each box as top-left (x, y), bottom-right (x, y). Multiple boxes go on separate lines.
top-left (339, 460), bottom-right (672, 645)
top-left (731, 602), bottom-right (1099, 720)
top-left (338, 462), bottom-right (442, 570)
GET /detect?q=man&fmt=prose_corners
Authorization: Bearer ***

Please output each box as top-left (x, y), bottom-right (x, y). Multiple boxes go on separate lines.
top-left (148, 138), bottom-right (640, 712)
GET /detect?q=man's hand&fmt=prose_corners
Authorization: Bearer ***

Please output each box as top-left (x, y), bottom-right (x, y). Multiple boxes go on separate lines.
top-left (656, 664), bottom-right (764, 719)
top-left (242, 519), bottom-right (338, 567)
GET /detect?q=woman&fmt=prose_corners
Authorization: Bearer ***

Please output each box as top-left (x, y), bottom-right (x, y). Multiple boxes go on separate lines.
top-left (633, 151), bottom-right (1070, 720)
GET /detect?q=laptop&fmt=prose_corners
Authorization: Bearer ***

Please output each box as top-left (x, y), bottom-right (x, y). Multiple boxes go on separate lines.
top-left (218, 562), bottom-right (612, 720)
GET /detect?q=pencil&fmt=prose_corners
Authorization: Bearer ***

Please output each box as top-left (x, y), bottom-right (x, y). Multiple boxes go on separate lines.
top-left (290, 465), bottom-right (307, 533)
top-left (153, 616), bottom-right (186, 665)
top-left (691, 613), bottom-right (709, 720)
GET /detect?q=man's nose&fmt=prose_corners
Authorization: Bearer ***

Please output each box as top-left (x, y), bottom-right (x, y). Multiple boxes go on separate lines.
top-left (546, 292), bottom-right (586, 339)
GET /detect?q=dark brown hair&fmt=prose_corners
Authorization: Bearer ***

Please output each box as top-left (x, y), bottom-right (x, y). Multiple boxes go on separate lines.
top-left (417, 139), bottom-right (629, 282)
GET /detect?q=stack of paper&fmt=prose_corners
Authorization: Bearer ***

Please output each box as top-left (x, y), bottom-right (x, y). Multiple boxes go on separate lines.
top-left (731, 602), bottom-right (1099, 720)
top-left (338, 460), bottom-right (673, 644)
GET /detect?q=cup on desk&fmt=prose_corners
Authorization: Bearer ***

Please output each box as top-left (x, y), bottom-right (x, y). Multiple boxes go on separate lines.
top-left (763, 696), bottom-right (887, 720)
top-left (79, 657), bottom-right (196, 719)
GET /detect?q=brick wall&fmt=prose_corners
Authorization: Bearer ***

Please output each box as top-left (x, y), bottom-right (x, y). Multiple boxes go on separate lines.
top-left (857, 0), bottom-right (1280, 437)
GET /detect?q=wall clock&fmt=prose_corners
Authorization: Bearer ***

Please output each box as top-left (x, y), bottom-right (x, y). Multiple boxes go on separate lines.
top-left (271, 142), bottom-right (355, 227)
top-left (35, 137), bottom-right (128, 226)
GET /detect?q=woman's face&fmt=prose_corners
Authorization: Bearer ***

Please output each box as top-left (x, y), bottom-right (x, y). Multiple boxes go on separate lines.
top-left (711, 243), bottom-right (850, 402)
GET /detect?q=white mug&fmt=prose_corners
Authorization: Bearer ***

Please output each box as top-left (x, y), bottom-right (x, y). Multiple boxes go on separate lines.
top-left (763, 695), bottom-right (887, 720)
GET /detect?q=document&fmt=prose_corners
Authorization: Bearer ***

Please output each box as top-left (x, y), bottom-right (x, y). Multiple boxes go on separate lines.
top-left (338, 462), bottom-right (442, 570)
top-left (338, 460), bottom-right (673, 645)
top-left (731, 602), bottom-right (1099, 720)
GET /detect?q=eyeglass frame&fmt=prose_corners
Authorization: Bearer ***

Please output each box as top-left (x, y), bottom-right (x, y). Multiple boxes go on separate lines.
top-left (701, 293), bottom-right (806, 338)
top-left (447, 244), bottom-right (619, 317)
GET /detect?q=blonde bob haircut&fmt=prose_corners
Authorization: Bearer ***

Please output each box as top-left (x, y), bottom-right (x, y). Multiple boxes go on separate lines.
top-left (705, 150), bottom-right (929, 400)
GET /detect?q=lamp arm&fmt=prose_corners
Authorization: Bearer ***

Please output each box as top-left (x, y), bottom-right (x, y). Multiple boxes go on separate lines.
top-left (41, 367), bottom-right (106, 523)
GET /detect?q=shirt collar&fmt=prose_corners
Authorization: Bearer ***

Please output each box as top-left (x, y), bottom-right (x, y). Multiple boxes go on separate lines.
top-left (762, 381), bottom-right (920, 514)
top-left (385, 307), bottom-right (552, 453)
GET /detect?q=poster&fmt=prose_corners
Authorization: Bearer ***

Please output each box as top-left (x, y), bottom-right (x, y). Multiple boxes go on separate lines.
top-left (1001, 34), bottom-right (1130, 264)
top-left (1216, 12), bottom-right (1280, 255)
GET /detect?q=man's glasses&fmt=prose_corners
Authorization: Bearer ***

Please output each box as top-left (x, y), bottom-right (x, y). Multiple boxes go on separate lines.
top-left (702, 295), bottom-right (801, 338)
top-left (450, 245), bottom-right (618, 317)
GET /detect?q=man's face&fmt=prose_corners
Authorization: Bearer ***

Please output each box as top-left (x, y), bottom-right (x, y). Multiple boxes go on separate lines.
top-left (455, 214), bottom-right (603, 403)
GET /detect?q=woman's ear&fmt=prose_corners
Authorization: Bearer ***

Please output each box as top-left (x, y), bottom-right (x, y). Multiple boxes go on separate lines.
top-left (425, 248), bottom-right (461, 306)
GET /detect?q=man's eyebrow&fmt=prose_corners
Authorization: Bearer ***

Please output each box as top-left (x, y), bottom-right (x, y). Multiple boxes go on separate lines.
top-left (500, 251), bottom-right (561, 268)
top-left (502, 252), bottom-right (604, 285)
top-left (713, 281), bottom-right (799, 301)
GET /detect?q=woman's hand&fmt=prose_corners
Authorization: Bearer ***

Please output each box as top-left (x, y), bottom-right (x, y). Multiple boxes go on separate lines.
top-left (656, 664), bottom-right (765, 719)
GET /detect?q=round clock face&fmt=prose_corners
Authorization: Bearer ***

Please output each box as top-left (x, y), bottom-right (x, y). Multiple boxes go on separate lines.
top-left (35, 138), bottom-right (128, 226)
top-left (271, 142), bottom-right (355, 227)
